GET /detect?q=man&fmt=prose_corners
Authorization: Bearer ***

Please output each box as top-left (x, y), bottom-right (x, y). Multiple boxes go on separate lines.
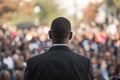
top-left (24, 17), bottom-right (94, 80)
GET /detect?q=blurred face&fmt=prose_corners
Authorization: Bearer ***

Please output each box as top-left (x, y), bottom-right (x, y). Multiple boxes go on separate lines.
top-left (98, 58), bottom-right (104, 66)
top-left (1, 70), bottom-right (11, 80)
top-left (6, 50), bottom-right (12, 57)
top-left (85, 51), bottom-right (91, 58)
top-left (6, 39), bottom-right (11, 45)
top-left (91, 56), bottom-right (97, 64)
top-left (93, 70), bottom-right (99, 79)
top-left (97, 52), bottom-right (104, 57)
top-left (117, 56), bottom-right (120, 65)
top-left (13, 54), bottom-right (19, 61)
top-left (14, 60), bottom-right (24, 70)
top-left (109, 66), bottom-right (116, 75)
top-left (109, 47), bottom-right (114, 53)
top-left (105, 52), bottom-right (112, 60)
top-left (16, 71), bottom-right (24, 80)
top-left (19, 55), bottom-right (25, 62)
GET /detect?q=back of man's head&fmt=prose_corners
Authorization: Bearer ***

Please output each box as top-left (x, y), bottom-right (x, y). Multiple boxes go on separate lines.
top-left (50, 17), bottom-right (71, 41)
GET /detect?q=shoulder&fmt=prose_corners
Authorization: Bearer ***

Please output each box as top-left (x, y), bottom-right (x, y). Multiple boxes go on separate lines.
top-left (71, 50), bottom-right (89, 60)
top-left (26, 51), bottom-right (48, 65)
top-left (70, 51), bottom-right (90, 64)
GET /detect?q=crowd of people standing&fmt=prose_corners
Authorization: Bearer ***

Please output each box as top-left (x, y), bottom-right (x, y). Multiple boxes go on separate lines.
top-left (0, 21), bottom-right (120, 80)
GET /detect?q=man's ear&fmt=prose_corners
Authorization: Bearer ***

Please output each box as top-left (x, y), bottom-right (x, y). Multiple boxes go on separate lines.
top-left (69, 32), bottom-right (73, 40)
top-left (49, 31), bottom-right (52, 39)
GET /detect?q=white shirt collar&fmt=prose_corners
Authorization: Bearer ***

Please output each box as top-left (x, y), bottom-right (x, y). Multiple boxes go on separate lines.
top-left (43, 44), bottom-right (68, 52)
top-left (52, 44), bottom-right (68, 47)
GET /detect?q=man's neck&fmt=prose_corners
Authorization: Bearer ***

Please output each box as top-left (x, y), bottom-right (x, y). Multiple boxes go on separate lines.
top-left (52, 41), bottom-right (68, 44)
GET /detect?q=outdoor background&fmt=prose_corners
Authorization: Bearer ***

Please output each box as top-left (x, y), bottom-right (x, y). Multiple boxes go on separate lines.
top-left (0, 0), bottom-right (120, 80)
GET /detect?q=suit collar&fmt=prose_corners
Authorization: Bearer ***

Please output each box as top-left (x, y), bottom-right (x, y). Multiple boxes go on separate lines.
top-left (48, 45), bottom-right (70, 51)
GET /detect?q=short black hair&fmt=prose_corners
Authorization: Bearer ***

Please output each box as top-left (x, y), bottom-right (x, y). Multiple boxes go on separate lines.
top-left (51, 17), bottom-right (71, 40)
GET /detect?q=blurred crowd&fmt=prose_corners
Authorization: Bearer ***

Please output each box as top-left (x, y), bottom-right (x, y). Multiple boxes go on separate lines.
top-left (0, 21), bottom-right (120, 80)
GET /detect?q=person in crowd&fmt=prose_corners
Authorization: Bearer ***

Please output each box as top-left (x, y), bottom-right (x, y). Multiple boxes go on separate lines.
top-left (16, 70), bottom-right (24, 80)
top-left (0, 53), bottom-right (8, 71)
top-left (1, 70), bottom-right (12, 80)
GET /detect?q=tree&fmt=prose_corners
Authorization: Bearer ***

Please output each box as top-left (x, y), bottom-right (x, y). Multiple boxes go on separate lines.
top-left (0, 0), bottom-right (19, 19)
top-left (34, 0), bottom-right (61, 24)
top-left (82, 2), bottom-right (101, 24)
top-left (113, 0), bottom-right (120, 8)
top-left (0, 0), bottom-right (62, 25)
top-left (0, 0), bottom-right (34, 25)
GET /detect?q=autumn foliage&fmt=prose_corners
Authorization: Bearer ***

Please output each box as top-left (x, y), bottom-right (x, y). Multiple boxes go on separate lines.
top-left (0, 0), bottom-right (34, 19)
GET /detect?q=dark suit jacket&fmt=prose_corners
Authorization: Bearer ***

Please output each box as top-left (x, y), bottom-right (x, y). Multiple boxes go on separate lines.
top-left (24, 46), bottom-right (94, 80)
